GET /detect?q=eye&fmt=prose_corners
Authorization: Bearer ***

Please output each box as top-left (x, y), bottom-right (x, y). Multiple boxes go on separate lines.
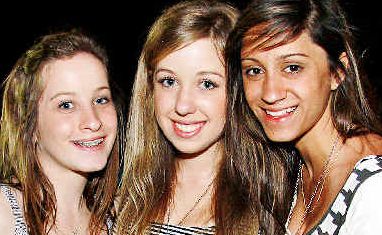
top-left (158, 76), bottom-right (177, 88)
top-left (94, 97), bottom-right (110, 105)
top-left (244, 66), bottom-right (264, 77)
top-left (284, 64), bottom-right (301, 74)
top-left (200, 79), bottom-right (217, 90)
top-left (58, 100), bottom-right (74, 110)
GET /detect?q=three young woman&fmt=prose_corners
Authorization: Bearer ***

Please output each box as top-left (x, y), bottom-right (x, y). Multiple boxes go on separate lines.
top-left (1, 0), bottom-right (381, 234)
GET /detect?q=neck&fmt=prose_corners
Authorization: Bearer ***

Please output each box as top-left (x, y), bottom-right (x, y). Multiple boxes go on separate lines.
top-left (295, 108), bottom-right (339, 179)
top-left (42, 167), bottom-right (91, 234)
top-left (175, 143), bottom-right (221, 182)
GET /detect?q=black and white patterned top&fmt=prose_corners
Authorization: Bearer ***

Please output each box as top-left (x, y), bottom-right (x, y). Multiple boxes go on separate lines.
top-left (0, 184), bottom-right (115, 235)
top-left (150, 222), bottom-right (215, 234)
top-left (288, 155), bottom-right (382, 235)
top-left (0, 184), bottom-right (28, 235)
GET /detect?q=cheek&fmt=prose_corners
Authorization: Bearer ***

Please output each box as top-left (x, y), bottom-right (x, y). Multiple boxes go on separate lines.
top-left (203, 93), bottom-right (227, 120)
top-left (102, 107), bottom-right (118, 131)
top-left (153, 90), bottom-right (173, 115)
top-left (38, 117), bottom-right (72, 141)
top-left (243, 81), bottom-right (261, 106)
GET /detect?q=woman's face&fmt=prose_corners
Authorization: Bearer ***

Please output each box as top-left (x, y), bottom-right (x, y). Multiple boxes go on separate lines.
top-left (37, 52), bottom-right (118, 175)
top-left (241, 32), bottom-right (339, 143)
top-left (153, 38), bottom-right (226, 154)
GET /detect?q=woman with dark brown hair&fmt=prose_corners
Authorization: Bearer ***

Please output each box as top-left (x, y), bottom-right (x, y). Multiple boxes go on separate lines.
top-left (226, 0), bottom-right (382, 234)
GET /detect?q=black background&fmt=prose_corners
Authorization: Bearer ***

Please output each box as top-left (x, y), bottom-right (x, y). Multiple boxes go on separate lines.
top-left (0, 0), bottom-right (381, 112)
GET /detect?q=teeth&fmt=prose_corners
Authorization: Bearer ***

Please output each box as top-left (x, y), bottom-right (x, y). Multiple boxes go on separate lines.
top-left (265, 106), bottom-right (296, 117)
top-left (175, 122), bottom-right (203, 133)
top-left (75, 138), bottom-right (104, 147)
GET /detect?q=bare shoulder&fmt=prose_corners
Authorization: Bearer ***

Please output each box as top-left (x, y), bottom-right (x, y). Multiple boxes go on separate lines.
top-left (0, 185), bottom-right (14, 234)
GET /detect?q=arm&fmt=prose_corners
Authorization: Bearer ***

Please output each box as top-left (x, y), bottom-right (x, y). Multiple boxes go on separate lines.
top-left (340, 172), bottom-right (382, 235)
top-left (0, 189), bottom-right (14, 234)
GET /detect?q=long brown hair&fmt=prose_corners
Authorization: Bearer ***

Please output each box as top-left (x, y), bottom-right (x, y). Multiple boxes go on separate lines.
top-left (115, 0), bottom-right (266, 234)
top-left (0, 30), bottom-right (122, 234)
top-left (225, 0), bottom-right (382, 233)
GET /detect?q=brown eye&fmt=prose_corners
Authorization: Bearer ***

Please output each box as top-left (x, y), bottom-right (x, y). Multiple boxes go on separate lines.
top-left (245, 67), bottom-right (263, 76)
top-left (285, 64), bottom-right (301, 73)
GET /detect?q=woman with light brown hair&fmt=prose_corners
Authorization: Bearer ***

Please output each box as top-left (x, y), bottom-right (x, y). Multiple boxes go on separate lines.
top-left (116, 0), bottom-right (296, 234)
top-left (0, 30), bottom-right (122, 234)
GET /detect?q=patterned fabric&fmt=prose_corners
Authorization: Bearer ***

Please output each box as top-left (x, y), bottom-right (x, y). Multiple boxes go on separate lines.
top-left (106, 216), bottom-right (114, 235)
top-left (306, 155), bottom-right (382, 235)
top-left (0, 184), bottom-right (114, 235)
top-left (0, 184), bottom-right (28, 235)
top-left (150, 222), bottom-right (215, 234)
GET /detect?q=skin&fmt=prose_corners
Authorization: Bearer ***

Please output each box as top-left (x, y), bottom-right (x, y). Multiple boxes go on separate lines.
top-left (37, 52), bottom-right (117, 175)
top-left (241, 32), bottom-right (339, 146)
top-left (153, 38), bottom-right (226, 226)
top-left (241, 31), bottom-right (382, 234)
top-left (154, 38), bottom-right (226, 156)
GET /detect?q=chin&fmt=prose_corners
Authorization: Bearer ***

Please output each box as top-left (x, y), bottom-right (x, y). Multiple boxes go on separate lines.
top-left (79, 159), bottom-right (109, 173)
top-left (265, 130), bottom-right (297, 143)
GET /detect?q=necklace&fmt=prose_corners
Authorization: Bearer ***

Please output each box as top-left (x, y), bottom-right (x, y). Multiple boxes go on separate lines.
top-left (167, 178), bottom-right (214, 227)
top-left (293, 135), bottom-right (341, 235)
top-left (56, 225), bottom-right (83, 235)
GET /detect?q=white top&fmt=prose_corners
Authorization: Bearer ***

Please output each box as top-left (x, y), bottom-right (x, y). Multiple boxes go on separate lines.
top-left (303, 155), bottom-right (382, 235)
top-left (337, 156), bottom-right (382, 234)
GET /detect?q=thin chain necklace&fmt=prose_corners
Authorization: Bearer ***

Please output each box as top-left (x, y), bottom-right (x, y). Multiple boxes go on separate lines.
top-left (167, 178), bottom-right (214, 228)
top-left (292, 135), bottom-right (341, 235)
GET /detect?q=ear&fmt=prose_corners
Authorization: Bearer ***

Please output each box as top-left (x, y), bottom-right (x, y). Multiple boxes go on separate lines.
top-left (331, 52), bottom-right (348, 90)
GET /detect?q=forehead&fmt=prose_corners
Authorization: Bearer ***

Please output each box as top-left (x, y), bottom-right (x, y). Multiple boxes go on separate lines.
top-left (156, 38), bottom-right (224, 74)
top-left (241, 31), bottom-right (325, 59)
top-left (40, 53), bottom-right (108, 95)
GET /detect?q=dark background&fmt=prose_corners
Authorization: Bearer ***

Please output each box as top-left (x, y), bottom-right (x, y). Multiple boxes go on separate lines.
top-left (0, 0), bottom-right (381, 113)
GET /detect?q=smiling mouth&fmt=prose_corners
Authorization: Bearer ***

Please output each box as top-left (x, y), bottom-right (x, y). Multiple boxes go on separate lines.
top-left (264, 106), bottom-right (297, 118)
top-left (73, 138), bottom-right (104, 147)
top-left (174, 122), bottom-right (204, 133)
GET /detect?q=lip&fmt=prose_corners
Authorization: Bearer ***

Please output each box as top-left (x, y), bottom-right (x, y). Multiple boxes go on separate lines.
top-left (72, 136), bottom-right (106, 151)
top-left (172, 121), bottom-right (206, 138)
top-left (262, 106), bottom-right (297, 122)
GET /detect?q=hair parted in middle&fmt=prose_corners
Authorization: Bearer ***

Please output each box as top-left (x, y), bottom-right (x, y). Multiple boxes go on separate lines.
top-left (115, 0), bottom-right (273, 234)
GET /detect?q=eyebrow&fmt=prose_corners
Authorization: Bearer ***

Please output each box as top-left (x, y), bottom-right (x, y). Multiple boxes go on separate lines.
top-left (241, 53), bottom-right (309, 63)
top-left (197, 71), bottom-right (224, 79)
top-left (155, 68), bottom-right (224, 79)
top-left (49, 86), bottom-right (110, 101)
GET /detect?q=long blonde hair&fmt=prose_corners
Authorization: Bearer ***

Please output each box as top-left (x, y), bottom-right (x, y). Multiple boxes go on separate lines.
top-left (0, 30), bottom-right (122, 235)
top-left (115, 1), bottom-right (262, 234)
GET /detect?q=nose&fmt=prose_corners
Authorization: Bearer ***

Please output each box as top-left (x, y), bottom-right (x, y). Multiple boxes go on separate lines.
top-left (175, 87), bottom-right (197, 116)
top-left (261, 74), bottom-right (287, 104)
top-left (79, 107), bottom-right (102, 131)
